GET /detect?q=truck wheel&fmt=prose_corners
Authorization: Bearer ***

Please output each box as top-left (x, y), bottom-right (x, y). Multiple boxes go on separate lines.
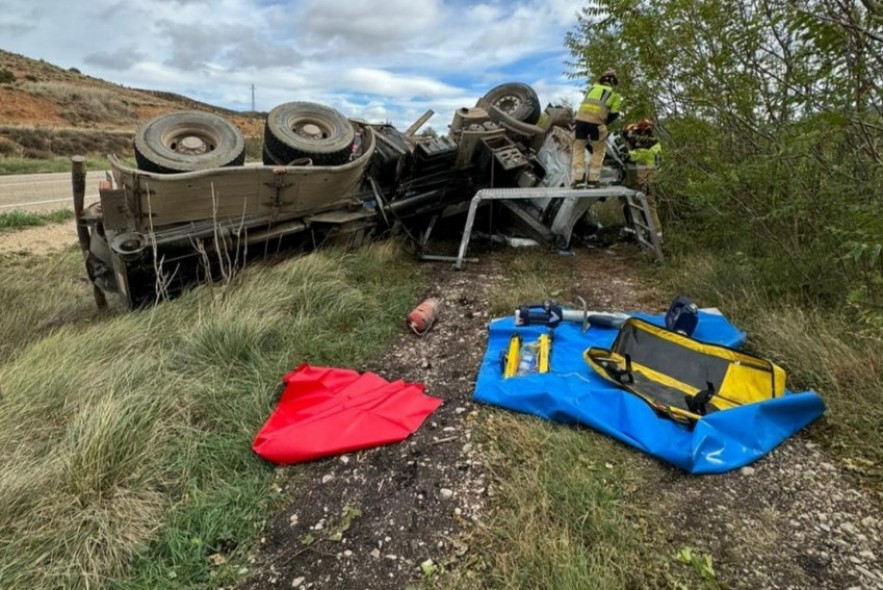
top-left (477, 83), bottom-right (541, 125)
top-left (134, 111), bottom-right (246, 174)
top-left (263, 102), bottom-right (355, 166)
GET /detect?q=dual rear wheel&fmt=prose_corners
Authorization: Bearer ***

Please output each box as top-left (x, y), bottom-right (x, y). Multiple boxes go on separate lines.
top-left (135, 103), bottom-right (356, 173)
top-left (135, 82), bottom-right (541, 173)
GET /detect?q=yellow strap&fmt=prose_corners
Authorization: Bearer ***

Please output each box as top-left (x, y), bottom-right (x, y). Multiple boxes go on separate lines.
top-left (537, 334), bottom-right (551, 374)
top-left (503, 334), bottom-right (521, 379)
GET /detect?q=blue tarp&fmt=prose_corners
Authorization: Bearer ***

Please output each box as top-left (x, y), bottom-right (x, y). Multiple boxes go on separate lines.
top-left (473, 310), bottom-right (826, 474)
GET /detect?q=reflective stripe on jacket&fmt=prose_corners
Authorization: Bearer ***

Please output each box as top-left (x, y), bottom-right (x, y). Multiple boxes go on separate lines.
top-left (629, 142), bottom-right (662, 167)
top-left (577, 83), bottom-right (622, 122)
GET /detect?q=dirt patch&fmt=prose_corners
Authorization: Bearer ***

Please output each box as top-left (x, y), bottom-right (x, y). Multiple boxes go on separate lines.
top-left (0, 220), bottom-right (78, 256)
top-left (656, 437), bottom-right (883, 590)
top-left (240, 245), bottom-right (882, 590)
top-left (0, 88), bottom-right (67, 127)
top-left (241, 255), bottom-right (502, 590)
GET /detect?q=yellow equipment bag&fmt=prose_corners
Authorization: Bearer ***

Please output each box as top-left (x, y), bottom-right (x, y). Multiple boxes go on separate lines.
top-left (584, 318), bottom-right (786, 426)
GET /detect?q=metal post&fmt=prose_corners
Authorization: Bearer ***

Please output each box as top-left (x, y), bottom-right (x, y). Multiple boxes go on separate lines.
top-left (453, 186), bottom-right (665, 269)
top-left (454, 195), bottom-right (483, 269)
top-left (71, 156), bottom-right (89, 251)
top-left (404, 109), bottom-right (435, 137)
top-left (72, 156), bottom-right (107, 309)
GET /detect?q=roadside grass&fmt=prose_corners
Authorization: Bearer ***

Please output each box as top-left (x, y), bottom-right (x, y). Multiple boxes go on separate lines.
top-left (473, 414), bottom-right (682, 590)
top-left (0, 248), bottom-right (96, 363)
top-left (658, 252), bottom-right (883, 468)
top-left (0, 155), bottom-right (116, 175)
top-left (457, 248), bottom-right (699, 590)
top-left (0, 241), bottom-right (424, 589)
top-left (0, 208), bottom-right (74, 231)
top-left (486, 248), bottom-right (576, 316)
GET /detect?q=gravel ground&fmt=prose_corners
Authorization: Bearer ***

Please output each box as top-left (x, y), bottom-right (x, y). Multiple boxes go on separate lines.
top-left (240, 245), bottom-right (883, 590)
top-left (240, 256), bottom-right (501, 590)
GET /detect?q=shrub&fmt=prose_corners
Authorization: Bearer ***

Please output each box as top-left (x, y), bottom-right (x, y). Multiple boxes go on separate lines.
top-left (0, 137), bottom-right (20, 157)
top-left (0, 69), bottom-right (15, 84)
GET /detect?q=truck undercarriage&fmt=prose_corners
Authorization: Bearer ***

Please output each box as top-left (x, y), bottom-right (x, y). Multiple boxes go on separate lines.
top-left (72, 82), bottom-right (662, 309)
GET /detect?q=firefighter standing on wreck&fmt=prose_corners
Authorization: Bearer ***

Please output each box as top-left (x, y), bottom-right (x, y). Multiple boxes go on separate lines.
top-left (571, 68), bottom-right (622, 188)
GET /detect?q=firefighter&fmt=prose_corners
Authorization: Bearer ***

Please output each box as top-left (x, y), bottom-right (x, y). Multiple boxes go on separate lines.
top-left (623, 118), bottom-right (663, 238)
top-left (572, 68), bottom-right (622, 188)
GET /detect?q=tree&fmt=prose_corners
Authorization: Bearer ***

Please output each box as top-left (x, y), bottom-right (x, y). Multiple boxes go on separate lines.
top-left (565, 0), bottom-right (883, 305)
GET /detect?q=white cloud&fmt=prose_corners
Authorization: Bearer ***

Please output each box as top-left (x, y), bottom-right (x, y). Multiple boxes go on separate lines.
top-left (0, 0), bottom-right (589, 128)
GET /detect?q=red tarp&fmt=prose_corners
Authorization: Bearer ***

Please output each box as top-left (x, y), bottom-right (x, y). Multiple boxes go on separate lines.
top-left (252, 364), bottom-right (442, 465)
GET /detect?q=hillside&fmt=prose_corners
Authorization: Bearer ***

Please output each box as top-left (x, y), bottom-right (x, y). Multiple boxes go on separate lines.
top-left (0, 49), bottom-right (263, 159)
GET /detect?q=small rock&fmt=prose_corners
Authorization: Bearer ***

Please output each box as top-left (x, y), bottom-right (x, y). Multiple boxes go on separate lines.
top-left (385, 554), bottom-right (398, 560)
top-left (370, 549), bottom-right (381, 559)
top-left (339, 455), bottom-right (350, 465)
top-left (454, 407), bottom-right (467, 414)
top-left (344, 550), bottom-right (353, 557)
top-left (820, 462), bottom-right (836, 471)
top-left (289, 514), bottom-right (299, 527)
top-left (740, 466), bottom-right (756, 476)
top-left (841, 522), bottom-right (857, 535)
top-left (291, 577), bottom-right (305, 588)
top-left (854, 565), bottom-right (878, 581)
top-left (862, 516), bottom-right (878, 528)
top-left (422, 360), bottom-right (431, 369)
top-left (440, 488), bottom-right (454, 499)
top-left (322, 474), bottom-right (334, 484)
top-left (859, 550), bottom-right (876, 561)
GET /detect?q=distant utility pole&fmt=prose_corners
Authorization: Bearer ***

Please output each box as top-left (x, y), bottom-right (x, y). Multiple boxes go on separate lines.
top-left (251, 84), bottom-right (255, 112)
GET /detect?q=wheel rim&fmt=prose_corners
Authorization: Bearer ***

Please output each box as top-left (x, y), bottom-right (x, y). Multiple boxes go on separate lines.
top-left (160, 125), bottom-right (222, 155)
top-left (286, 116), bottom-right (333, 140)
top-left (494, 95), bottom-right (523, 114)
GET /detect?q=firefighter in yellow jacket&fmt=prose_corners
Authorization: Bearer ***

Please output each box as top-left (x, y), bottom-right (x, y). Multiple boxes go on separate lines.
top-left (572, 69), bottom-right (622, 188)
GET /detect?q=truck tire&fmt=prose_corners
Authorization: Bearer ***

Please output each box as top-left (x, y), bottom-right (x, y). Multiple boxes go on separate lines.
top-left (477, 83), bottom-right (541, 125)
top-left (263, 102), bottom-right (355, 166)
top-left (134, 111), bottom-right (246, 174)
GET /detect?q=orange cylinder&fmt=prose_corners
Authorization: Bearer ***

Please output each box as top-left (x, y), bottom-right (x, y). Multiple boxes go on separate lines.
top-left (408, 297), bottom-right (440, 335)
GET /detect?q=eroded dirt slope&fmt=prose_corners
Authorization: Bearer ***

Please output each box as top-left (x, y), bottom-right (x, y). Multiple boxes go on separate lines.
top-left (0, 49), bottom-right (262, 157)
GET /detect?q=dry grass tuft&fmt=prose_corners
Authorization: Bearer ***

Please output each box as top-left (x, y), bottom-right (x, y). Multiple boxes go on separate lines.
top-left (0, 241), bottom-right (422, 588)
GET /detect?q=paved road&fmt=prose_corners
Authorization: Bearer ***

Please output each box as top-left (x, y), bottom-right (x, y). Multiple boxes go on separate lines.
top-left (0, 170), bottom-right (106, 212)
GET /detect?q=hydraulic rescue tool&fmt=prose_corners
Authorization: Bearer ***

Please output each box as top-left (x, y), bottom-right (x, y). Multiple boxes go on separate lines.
top-left (514, 299), bottom-right (629, 331)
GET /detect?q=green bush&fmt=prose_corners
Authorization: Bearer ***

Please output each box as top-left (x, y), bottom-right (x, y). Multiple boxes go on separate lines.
top-left (0, 69), bottom-right (15, 84)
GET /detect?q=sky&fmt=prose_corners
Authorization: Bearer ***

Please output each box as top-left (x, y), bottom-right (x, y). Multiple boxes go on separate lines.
top-left (0, 0), bottom-right (590, 129)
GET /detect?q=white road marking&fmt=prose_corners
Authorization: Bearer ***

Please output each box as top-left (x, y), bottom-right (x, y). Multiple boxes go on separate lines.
top-left (0, 195), bottom-right (100, 210)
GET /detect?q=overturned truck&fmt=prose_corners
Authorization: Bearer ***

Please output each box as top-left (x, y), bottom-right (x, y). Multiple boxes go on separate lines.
top-left (73, 82), bottom-right (662, 309)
